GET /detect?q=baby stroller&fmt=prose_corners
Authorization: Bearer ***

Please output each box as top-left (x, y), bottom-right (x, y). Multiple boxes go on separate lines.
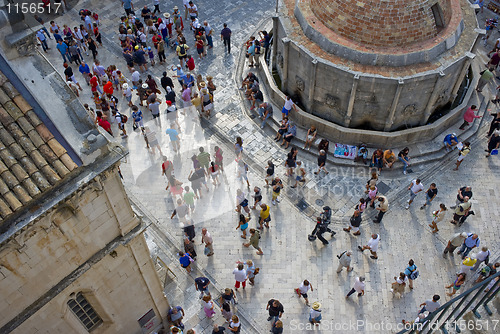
top-left (308, 206), bottom-right (336, 242)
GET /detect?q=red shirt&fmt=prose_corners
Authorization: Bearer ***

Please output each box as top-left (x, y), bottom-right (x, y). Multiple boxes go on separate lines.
top-left (103, 81), bottom-right (114, 95)
top-left (186, 57), bottom-right (195, 71)
top-left (90, 76), bottom-right (98, 92)
top-left (196, 40), bottom-right (204, 50)
top-left (97, 117), bottom-right (111, 132)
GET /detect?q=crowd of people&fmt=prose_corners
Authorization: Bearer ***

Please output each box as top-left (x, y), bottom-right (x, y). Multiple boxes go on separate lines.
top-left (33, 1), bottom-right (500, 333)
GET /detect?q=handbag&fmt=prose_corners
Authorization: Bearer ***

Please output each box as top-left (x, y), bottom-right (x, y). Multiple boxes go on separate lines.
top-left (132, 122), bottom-right (138, 131)
top-left (491, 149), bottom-right (499, 155)
top-left (204, 246), bottom-right (210, 256)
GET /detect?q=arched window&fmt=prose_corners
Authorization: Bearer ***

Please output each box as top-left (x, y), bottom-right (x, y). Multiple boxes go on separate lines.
top-left (67, 292), bottom-right (103, 331)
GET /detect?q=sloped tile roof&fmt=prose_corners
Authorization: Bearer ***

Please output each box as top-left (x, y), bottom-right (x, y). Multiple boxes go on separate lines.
top-left (0, 71), bottom-right (78, 221)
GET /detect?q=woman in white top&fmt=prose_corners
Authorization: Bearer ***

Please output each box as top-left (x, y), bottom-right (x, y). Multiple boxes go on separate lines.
top-left (295, 279), bottom-right (313, 305)
top-left (429, 203), bottom-right (447, 233)
top-left (232, 263), bottom-right (247, 290)
top-left (229, 315), bottom-right (241, 333)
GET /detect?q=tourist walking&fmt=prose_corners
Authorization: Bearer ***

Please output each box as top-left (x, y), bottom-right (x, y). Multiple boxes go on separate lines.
top-left (266, 299), bottom-right (284, 326)
top-left (221, 23), bottom-right (232, 53)
top-left (250, 186), bottom-right (262, 209)
top-left (358, 233), bottom-right (380, 259)
top-left (220, 302), bottom-right (232, 324)
top-left (343, 210), bottom-right (362, 236)
top-left (271, 177), bottom-right (283, 205)
top-left (454, 141), bottom-right (471, 170)
top-left (445, 273), bottom-right (466, 296)
top-left (246, 260), bottom-right (257, 285)
top-left (194, 276), bottom-right (211, 298)
top-left (171, 198), bottom-right (189, 224)
top-left (234, 136), bottom-right (243, 160)
top-left (443, 232), bottom-right (468, 257)
top-left (309, 302), bottom-right (322, 325)
top-left (471, 247), bottom-right (491, 271)
top-left (202, 295), bottom-right (216, 318)
top-left (457, 233), bottom-right (480, 259)
top-left (184, 237), bottom-right (196, 260)
top-left (420, 183), bottom-right (438, 209)
top-left (232, 263), bottom-right (247, 290)
top-left (258, 203), bottom-right (271, 229)
top-left (345, 276), bottom-right (365, 298)
top-left (451, 186), bottom-right (473, 209)
top-left (459, 105), bottom-right (481, 130)
top-left (450, 196), bottom-right (471, 226)
top-left (264, 160), bottom-right (274, 187)
top-left (314, 150), bottom-right (328, 175)
top-left (271, 320), bottom-right (283, 334)
top-left (373, 195), bottom-right (388, 223)
top-left (336, 251), bottom-right (353, 273)
top-left (165, 124), bottom-right (180, 153)
top-left (243, 228), bottom-right (263, 255)
top-left (485, 131), bottom-right (500, 157)
top-left (236, 214), bottom-right (250, 239)
top-left (178, 251), bottom-right (192, 272)
top-left (214, 146), bottom-right (224, 172)
top-left (167, 306), bottom-right (185, 329)
top-left (404, 259), bottom-right (419, 290)
top-left (229, 315), bottom-right (241, 333)
top-left (295, 280), bottom-right (314, 306)
top-left (429, 203), bottom-right (447, 233)
top-left (237, 160), bottom-right (250, 187)
top-left (476, 68), bottom-right (494, 92)
top-left (236, 189), bottom-right (251, 216)
top-left (406, 178), bottom-right (424, 209)
top-left (201, 228), bottom-right (214, 256)
top-left (419, 295), bottom-right (441, 315)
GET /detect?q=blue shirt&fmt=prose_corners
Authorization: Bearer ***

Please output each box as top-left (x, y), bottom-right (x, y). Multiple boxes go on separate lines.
top-left (248, 44), bottom-right (255, 56)
top-left (123, 0), bottom-right (132, 9)
top-left (444, 134), bottom-right (457, 145)
top-left (176, 68), bottom-right (185, 79)
top-left (184, 75), bottom-right (194, 87)
top-left (56, 42), bottom-right (68, 55)
top-left (36, 31), bottom-right (46, 41)
top-left (464, 235), bottom-right (480, 248)
top-left (179, 254), bottom-right (190, 267)
top-left (221, 27), bottom-right (231, 38)
top-left (132, 110), bottom-right (143, 122)
top-left (404, 264), bottom-right (417, 277)
top-left (54, 33), bottom-right (63, 42)
top-left (165, 128), bottom-right (179, 141)
top-left (79, 63), bottom-right (90, 75)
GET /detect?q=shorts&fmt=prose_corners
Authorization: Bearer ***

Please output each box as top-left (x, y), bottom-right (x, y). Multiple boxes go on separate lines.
top-left (453, 213), bottom-right (463, 221)
top-left (178, 54), bottom-right (187, 60)
top-left (265, 175), bottom-right (273, 183)
top-left (240, 223), bottom-right (248, 230)
top-left (262, 216), bottom-right (271, 223)
top-left (409, 190), bottom-right (417, 201)
top-left (296, 176), bottom-right (304, 182)
top-left (285, 135), bottom-right (294, 142)
top-left (181, 263), bottom-right (190, 268)
top-left (301, 293), bottom-right (308, 298)
top-left (149, 139), bottom-right (159, 146)
top-left (125, 95), bottom-right (132, 102)
top-left (240, 199), bottom-right (249, 207)
top-left (69, 75), bottom-right (78, 84)
top-left (152, 113), bottom-right (160, 119)
top-left (457, 154), bottom-right (465, 162)
top-left (282, 106), bottom-right (290, 116)
top-left (197, 48), bottom-right (203, 54)
top-left (307, 135), bottom-right (314, 141)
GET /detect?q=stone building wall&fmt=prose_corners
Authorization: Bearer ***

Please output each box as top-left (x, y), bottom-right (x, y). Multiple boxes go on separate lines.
top-left (0, 166), bottom-right (168, 333)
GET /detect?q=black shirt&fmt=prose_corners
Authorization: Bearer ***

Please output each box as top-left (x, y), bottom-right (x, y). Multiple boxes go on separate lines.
top-left (457, 187), bottom-right (472, 202)
top-left (64, 67), bottom-right (73, 77)
top-left (212, 326), bottom-right (226, 334)
top-left (266, 164), bottom-right (274, 177)
top-left (161, 76), bottom-right (174, 89)
top-left (254, 90), bottom-right (263, 101)
top-left (350, 214), bottom-right (361, 227)
top-left (142, 8), bottom-right (151, 20)
top-left (267, 299), bottom-right (284, 316)
top-left (427, 188), bottom-right (438, 198)
top-left (165, 91), bottom-right (176, 104)
top-left (194, 277), bottom-right (209, 290)
top-left (318, 153), bottom-right (327, 166)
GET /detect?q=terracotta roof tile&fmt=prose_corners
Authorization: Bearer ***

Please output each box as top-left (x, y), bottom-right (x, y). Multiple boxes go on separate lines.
top-left (2, 82), bottom-right (19, 99)
top-left (38, 144), bottom-right (58, 163)
top-left (47, 138), bottom-right (66, 158)
top-left (25, 110), bottom-right (42, 127)
top-left (11, 185), bottom-right (31, 204)
top-left (0, 70), bottom-right (78, 221)
top-left (40, 165), bottom-right (61, 184)
top-left (0, 89), bottom-right (10, 105)
top-left (35, 123), bottom-right (54, 142)
top-left (26, 129), bottom-right (45, 148)
top-left (60, 153), bottom-right (77, 171)
top-left (0, 198), bottom-right (13, 218)
top-left (52, 160), bottom-right (70, 177)
top-left (3, 101), bottom-right (23, 121)
top-left (3, 191), bottom-right (22, 211)
top-left (0, 107), bottom-right (15, 126)
top-left (21, 178), bottom-right (41, 197)
top-left (31, 171), bottom-right (51, 191)
top-left (17, 116), bottom-right (34, 134)
top-left (13, 95), bottom-right (32, 114)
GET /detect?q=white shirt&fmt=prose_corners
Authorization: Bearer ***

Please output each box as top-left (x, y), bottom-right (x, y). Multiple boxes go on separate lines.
top-left (202, 232), bottom-right (213, 244)
top-left (353, 277), bottom-right (365, 293)
top-left (298, 282), bottom-right (310, 294)
top-left (131, 71), bottom-right (140, 82)
top-left (396, 276), bottom-right (408, 284)
top-left (233, 268), bottom-right (247, 282)
top-left (284, 99), bottom-right (294, 110)
top-left (74, 28), bottom-right (84, 40)
top-left (476, 250), bottom-right (490, 261)
top-left (367, 235), bottom-right (380, 252)
top-left (192, 18), bottom-right (201, 29)
top-left (236, 191), bottom-right (246, 204)
top-left (309, 309), bottom-right (321, 319)
top-left (410, 180), bottom-right (424, 194)
top-left (183, 0), bottom-right (190, 6)
top-left (123, 87), bottom-right (132, 97)
top-left (188, 4), bottom-right (198, 13)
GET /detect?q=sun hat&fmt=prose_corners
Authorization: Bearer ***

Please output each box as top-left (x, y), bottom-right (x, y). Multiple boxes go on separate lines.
top-left (142, 83), bottom-right (148, 89)
top-left (122, 83), bottom-right (129, 89)
top-left (163, 12), bottom-right (171, 18)
top-left (312, 302), bottom-right (321, 310)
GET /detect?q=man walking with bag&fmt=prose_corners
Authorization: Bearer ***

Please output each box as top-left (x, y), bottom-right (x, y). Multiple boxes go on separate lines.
top-left (201, 228), bottom-right (214, 256)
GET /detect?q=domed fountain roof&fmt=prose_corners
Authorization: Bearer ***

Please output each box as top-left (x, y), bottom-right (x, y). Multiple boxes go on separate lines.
top-left (309, 0), bottom-right (453, 48)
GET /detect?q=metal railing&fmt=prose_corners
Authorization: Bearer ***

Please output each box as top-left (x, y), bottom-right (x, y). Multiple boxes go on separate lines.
top-left (397, 271), bottom-right (500, 334)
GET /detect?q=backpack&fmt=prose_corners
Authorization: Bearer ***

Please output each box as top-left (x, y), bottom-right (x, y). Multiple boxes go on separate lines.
top-left (408, 266), bottom-right (419, 280)
top-left (179, 44), bottom-right (186, 55)
top-left (120, 114), bottom-right (128, 123)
